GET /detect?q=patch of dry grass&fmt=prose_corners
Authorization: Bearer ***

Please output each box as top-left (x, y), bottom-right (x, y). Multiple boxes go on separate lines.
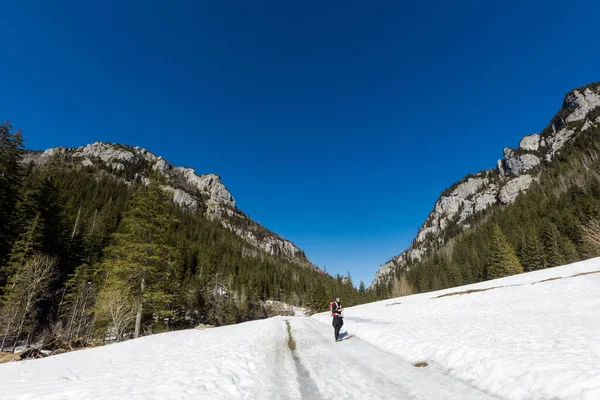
top-left (433, 268), bottom-right (600, 301)
top-left (0, 352), bottom-right (20, 364)
top-left (531, 277), bottom-right (563, 285)
top-left (195, 323), bottom-right (215, 330)
top-left (385, 302), bottom-right (402, 307)
top-left (571, 270), bottom-right (600, 278)
top-left (413, 362), bottom-right (428, 368)
top-left (436, 287), bottom-right (497, 299)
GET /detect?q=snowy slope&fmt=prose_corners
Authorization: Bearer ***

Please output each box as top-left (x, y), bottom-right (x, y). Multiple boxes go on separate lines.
top-left (0, 318), bottom-right (300, 400)
top-left (314, 257), bottom-right (600, 400)
top-left (0, 317), bottom-right (492, 400)
top-left (2, 258), bottom-right (599, 400)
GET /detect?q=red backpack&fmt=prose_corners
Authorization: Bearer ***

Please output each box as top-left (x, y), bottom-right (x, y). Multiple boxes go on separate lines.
top-left (329, 301), bottom-right (335, 316)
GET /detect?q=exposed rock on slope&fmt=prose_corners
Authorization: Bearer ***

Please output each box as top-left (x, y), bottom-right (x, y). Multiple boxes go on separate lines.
top-left (498, 175), bottom-right (534, 205)
top-left (24, 142), bottom-right (316, 270)
top-left (372, 82), bottom-right (600, 287)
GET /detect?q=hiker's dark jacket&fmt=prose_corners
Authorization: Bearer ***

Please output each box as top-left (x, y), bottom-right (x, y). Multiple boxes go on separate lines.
top-left (331, 301), bottom-right (343, 327)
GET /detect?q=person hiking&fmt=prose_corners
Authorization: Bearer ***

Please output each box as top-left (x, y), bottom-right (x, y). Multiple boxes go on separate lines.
top-left (331, 296), bottom-right (344, 342)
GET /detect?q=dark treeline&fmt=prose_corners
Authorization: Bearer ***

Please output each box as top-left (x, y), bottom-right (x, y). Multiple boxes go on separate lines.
top-left (374, 105), bottom-right (600, 298)
top-left (0, 123), bottom-right (372, 351)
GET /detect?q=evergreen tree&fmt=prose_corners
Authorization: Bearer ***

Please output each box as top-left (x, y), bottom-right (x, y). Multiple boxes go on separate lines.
top-left (518, 234), bottom-right (545, 272)
top-left (16, 169), bottom-right (65, 261)
top-left (100, 181), bottom-right (178, 338)
top-left (307, 281), bottom-right (328, 312)
top-left (2, 213), bottom-right (45, 279)
top-left (0, 123), bottom-right (24, 266)
top-left (487, 224), bottom-right (524, 279)
top-left (358, 281), bottom-right (366, 294)
top-left (346, 270), bottom-right (353, 287)
top-left (558, 235), bottom-right (579, 264)
top-left (541, 222), bottom-right (564, 268)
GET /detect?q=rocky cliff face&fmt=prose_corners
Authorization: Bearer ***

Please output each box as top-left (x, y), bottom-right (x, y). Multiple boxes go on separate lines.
top-left (24, 141), bottom-right (316, 270)
top-left (372, 82), bottom-right (600, 287)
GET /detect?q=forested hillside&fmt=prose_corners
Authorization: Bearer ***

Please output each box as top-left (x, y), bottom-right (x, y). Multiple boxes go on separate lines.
top-left (373, 82), bottom-right (600, 298)
top-left (0, 125), bottom-right (370, 351)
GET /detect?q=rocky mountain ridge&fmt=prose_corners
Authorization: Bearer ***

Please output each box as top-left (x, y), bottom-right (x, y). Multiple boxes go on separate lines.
top-left (372, 82), bottom-right (600, 287)
top-left (23, 141), bottom-right (317, 270)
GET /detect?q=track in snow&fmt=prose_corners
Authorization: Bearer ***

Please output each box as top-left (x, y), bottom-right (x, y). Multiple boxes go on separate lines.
top-left (287, 318), bottom-right (497, 400)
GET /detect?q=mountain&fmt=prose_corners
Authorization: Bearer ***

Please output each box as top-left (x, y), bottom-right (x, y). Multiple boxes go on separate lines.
top-left (22, 141), bottom-right (317, 271)
top-left (372, 82), bottom-right (600, 290)
top-left (1, 130), bottom-right (370, 351)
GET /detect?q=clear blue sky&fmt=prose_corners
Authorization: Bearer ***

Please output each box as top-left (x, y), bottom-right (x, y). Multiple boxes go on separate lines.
top-left (2, 1), bottom-right (599, 285)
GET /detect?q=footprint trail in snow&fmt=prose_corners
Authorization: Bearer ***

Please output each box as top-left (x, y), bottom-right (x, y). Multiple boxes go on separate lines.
top-left (287, 318), bottom-right (496, 400)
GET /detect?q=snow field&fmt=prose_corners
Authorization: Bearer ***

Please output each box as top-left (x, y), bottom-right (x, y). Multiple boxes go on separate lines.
top-left (288, 317), bottom-right (494, 399)
top-left (0, 317), bottom-right (300, 400)
top-left (313, 257), bottom-right (600, 399)
top-left (2, 258), bottom-right (599, 400)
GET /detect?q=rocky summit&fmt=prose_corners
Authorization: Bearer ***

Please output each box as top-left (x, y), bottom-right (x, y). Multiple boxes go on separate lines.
top-left (23, 141), bottom-right (317, 271)
top-left (372, 82), bottom-right (600, 287)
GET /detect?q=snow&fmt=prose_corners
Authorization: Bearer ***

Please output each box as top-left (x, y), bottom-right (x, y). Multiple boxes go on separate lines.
top-left (288, 318), bottom-right (493, 399)
top-left (292, 306), bottom-right (308, 317)
top-left (313, 257), bottom-right (600, 399)
top-left (1, 258), bottom-right (599, 399)
top-left (0, 318), bottom-right (300, 400)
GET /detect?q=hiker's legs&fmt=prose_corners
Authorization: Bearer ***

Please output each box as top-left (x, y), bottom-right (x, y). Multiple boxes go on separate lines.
top-left (333, 318), bottom-right (342, 340)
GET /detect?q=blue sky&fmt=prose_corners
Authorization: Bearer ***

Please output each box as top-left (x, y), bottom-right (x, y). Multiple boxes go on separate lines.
top-left (2, 1), bottom-right (599, 285)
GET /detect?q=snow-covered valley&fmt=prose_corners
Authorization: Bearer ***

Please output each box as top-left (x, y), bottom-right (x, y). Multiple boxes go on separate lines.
top-left (1, 258), bottom-right (599, 399)
top-left (315, 257), bottom-right (600, 399)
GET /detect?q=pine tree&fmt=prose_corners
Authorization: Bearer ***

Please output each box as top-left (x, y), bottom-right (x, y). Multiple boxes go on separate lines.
top-left (519, 234), bottom-right (545, 272)
top-left (100, 181), bottom-right (178, 338)
top-left (2, 213), bottom-right (45, 279)
top-left (558, 235), bottom-right (579, 264)
top-left (346, 270), bottom-right (354, 287)
top-left (16, 169), bottom-right (65, 261)
top-left (0, 123), bottom-right (24, 266)
top-left (307, 281), bottom-right (328, 312)
top-left (541, 222), bottom-right (564, 267)
top-left (358, 281), bottom-right (366, 294)
top-left (487, 224), bottom-right (524, 279)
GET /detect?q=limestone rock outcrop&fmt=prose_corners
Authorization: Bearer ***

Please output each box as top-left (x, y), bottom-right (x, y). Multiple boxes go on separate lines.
top-left (502, 154), bottom-right (541, 176)
top-left (564, 88), bottom-right (600, 123)
top-left (498, 175), bottom-right (534, 204)
top-left (519, 134), bottom-right (540, 152)
top-left (372, 82), bottom-right (600, 288)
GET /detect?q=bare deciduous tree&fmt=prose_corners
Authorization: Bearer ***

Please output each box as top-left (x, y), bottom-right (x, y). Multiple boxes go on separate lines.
top-left (58, 264), bottom-right (98, 345)
top-left (391, 275), bottom-right (414, 297)
top-left (0, 254), bottom-right (57, 352)
top-left (96, 283), bottom-right (137, 342)
top-left (583, 219), bottom-right (600, 249)
top-left (65, 282), bottom-right (97, 342)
